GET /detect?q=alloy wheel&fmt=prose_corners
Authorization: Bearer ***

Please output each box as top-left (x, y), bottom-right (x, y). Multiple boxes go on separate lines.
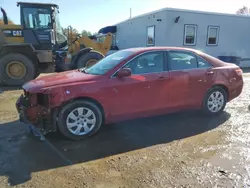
top-left (207, 91), bottom-right (225, 113)
top-left (66, 107), bottom-right (96, 136)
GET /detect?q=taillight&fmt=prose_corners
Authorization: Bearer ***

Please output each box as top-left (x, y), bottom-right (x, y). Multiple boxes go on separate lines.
top-left (235, 68), bottom-right (243, 76)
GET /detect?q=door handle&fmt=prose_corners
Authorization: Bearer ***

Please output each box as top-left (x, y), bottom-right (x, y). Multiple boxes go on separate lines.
top-left (158, 76), bottom-right (165, 81)
top-left (206, 71), bottom-right (214, 75)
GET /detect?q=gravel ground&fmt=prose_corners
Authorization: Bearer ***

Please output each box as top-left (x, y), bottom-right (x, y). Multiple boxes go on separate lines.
top-left (0, 73), bottom-right (249, 188)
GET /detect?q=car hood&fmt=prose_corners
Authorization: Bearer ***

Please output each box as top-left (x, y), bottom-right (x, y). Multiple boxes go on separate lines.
top-left (23, 70), bottom-right (99, 93)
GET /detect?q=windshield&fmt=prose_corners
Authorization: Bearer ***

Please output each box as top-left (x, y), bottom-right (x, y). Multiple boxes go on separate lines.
top-left (84, 50), bottom-right (134, 75)
top-left (23, 7), bottom-right (53, 29)
top-left (54, 8), bottom-right (67, 44)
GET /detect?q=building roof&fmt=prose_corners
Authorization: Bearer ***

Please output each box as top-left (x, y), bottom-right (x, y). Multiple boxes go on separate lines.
top-left (115, 7), bottom-right (250, 25)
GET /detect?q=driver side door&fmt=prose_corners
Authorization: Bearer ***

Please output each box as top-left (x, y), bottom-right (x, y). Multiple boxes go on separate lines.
top-left (106, 51), bottom-right (168, 121)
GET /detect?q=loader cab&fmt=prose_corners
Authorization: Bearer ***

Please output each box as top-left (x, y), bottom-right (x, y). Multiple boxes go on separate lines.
top-left (17, 2), bottom-right (67, 50)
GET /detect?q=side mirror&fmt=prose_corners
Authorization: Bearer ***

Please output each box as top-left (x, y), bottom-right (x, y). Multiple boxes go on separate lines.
top-left (117, 68), bottom-right (132, 78)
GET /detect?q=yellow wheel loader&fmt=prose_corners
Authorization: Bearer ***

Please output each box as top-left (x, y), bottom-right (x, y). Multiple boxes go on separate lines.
top-left (0, 2), bottom-right (114, 86)
top-left (58, 26), bottom-right (113, 71)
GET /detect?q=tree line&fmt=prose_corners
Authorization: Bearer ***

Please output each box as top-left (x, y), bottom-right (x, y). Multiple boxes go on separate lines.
top-left (0, 18), bottom-right (14, 25)
top-left (236, 6), bottom-right (250, 15)
top-left (62, 27), bottom-right (97, 37)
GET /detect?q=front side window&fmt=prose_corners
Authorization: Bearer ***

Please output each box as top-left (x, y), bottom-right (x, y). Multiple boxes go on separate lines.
top-left (125, 51), bottom-right (164, 74)
top-left (207, 26), bottom-right (219, 45)
top-left (184, 25), bottom-right (197, 46)
top-left (147, 26), bottom-right (155, 46)
top-left (168, 51), bottom-right (198, 71)
top-left (23, 7), bottom-right (52, 29)
top-left (84, 50), bottom-right (134, 75)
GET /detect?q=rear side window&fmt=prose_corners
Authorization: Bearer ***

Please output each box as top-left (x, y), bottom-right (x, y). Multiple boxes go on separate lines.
top-left (197, 56), bottom-right (213, 68)
top-left (168, 51), bottom-right (198, 71)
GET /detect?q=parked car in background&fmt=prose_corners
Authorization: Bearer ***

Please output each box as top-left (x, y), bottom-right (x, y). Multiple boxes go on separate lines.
top-left (16, 47), bottom-right (244, 140)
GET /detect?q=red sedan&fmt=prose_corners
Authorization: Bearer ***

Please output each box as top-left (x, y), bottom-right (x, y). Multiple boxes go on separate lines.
top-left (16, 47), bottom-right (244, 140)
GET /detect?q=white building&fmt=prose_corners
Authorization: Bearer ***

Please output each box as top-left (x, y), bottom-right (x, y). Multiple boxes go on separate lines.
top-left (101, 8), bottom-right (250, 67)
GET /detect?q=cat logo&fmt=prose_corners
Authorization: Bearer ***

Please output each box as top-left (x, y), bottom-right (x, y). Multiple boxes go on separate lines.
top-left (12, 30), bottom-right (22, 37)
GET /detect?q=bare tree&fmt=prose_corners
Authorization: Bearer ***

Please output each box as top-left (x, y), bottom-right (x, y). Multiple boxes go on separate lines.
top-left (236, 6), bottom-right (250, 15)
top-left (81, 30), bottom-right (92, 36)
top-left (0, 17), bottom-right (14, 24)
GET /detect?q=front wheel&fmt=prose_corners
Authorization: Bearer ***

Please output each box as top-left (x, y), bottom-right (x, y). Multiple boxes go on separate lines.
top-left (58, 100), bottom-right (103, 140)
top-left (202, 86), bottom-right (227, 115)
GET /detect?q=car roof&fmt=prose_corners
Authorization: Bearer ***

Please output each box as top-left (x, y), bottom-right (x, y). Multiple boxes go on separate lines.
top-left (122, 47), bottom-right (203, 54)
top-left (119, 47), bottom-right (227, 67)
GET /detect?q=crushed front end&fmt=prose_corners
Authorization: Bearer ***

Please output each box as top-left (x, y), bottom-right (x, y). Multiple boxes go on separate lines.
top-left (16, 89), bottom-right (58, 135)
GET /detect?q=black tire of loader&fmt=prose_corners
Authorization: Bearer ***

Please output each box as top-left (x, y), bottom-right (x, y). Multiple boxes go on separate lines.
top-left (76, 51), bottom-right (104, 68)
top-left (0, 53), bottom-right (36, 86)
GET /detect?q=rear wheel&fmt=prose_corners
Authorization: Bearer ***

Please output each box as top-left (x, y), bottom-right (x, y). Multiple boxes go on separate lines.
top-left (76, 51), bottom-right (104, 68)
top-left (58, 100), bottom-right (103, 140)
top-left (202, 86), bottom-right (227, 115)
top-left (0, 53), bottom-right (36, 86)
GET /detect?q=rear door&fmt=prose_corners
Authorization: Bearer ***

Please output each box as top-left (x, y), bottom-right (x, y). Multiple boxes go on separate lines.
top-left (188, 55), bottom-right (215, 107)
top-left (167, 50), bottom-right (196, 109)
top-left (167, 50), bottom-right (214, 109)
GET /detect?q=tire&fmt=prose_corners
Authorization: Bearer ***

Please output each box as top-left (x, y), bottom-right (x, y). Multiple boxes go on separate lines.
top-left (76, 51), bottom-right (104, 68)
top-left (58, 100), bottom-right (103, 140)
top-left (0, 53), bottom-right (36, 86)
top-left (202, 86), bottom-right (228, 116)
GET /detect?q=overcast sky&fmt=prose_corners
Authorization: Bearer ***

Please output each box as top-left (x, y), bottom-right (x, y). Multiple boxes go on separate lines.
top-left (1, 0), bottom-right (250, 33)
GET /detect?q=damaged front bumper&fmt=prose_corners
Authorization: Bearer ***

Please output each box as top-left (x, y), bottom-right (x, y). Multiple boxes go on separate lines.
top-left (16, 94), bottom-right (30, 123)
top-left (16, 93), bottom-right (57, 135)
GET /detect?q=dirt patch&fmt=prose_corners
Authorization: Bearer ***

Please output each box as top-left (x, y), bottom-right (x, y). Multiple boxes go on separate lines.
top-left (0, 89), bottom-right (21, 123)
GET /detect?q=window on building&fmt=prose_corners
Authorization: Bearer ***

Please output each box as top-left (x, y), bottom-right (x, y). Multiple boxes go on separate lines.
top-left (147, 25), bottom-right (155, 46)
top-left (125, 51), bottom-right (164, 74)
top-left (184, 25), bottom-right (197, 46)
top-left (207, 26), bottom-right (219, 45)
top-left (110, 34), bottom-right (119, 50)
top-left (168, 51), bottom-right (198, 70)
